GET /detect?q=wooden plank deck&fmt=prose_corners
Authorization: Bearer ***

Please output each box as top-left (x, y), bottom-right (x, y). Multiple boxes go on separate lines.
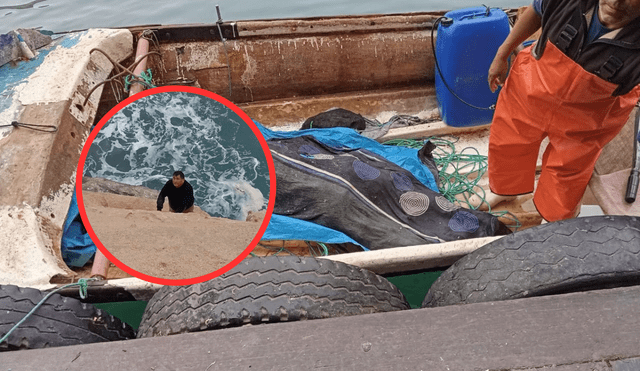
top-left (3, 285), bottom-right (640, 370)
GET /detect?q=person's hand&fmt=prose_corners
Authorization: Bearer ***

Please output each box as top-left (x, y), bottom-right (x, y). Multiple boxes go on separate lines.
top-left (488, 54), bottom-right (509, 93)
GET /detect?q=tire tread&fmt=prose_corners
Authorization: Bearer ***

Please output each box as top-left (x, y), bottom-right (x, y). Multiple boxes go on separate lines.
top-left (0, 285), bottom-right (136, 351)
top-left (423, 216), bottom-right (640, 307)
top-left (138, 256), bottom-right (409, 338)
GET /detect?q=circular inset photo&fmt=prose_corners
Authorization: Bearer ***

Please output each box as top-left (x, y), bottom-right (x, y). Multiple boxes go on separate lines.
top-left (76, 86), bottom-right (275, 285)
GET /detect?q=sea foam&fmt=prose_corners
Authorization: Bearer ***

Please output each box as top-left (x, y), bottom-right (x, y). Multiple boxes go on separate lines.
top-left (84, 91), bottom-right (269, 221)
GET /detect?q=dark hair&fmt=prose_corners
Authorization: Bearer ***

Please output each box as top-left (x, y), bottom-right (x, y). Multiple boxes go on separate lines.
top-left (173, 171), bottom-right (185, 179)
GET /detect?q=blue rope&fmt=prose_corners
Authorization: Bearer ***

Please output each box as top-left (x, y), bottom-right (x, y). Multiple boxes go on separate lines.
top-left (0, 278), bottom-right (95, 345)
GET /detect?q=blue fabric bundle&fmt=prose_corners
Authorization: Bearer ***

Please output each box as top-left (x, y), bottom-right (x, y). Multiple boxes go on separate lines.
top-left (61, 191), bottom-right (96, 267)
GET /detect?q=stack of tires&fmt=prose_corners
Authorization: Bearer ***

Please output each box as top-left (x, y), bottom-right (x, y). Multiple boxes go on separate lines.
top-left (3, 216), bottom-right (638, 350)
top-left (1, 257), bottom-right (410, 349)
top-left (0, 285), bottom-right (135, 351)
top-left (423, 215), bottom-right (640, 307)
top-left (136, 257), bottom-right (410, 338)
top-left (137, 216), bottom-right (640, 337)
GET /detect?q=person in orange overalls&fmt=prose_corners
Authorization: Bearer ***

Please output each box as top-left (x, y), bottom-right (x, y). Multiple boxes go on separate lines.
top-left (480, 0), bottom-right (640, 222)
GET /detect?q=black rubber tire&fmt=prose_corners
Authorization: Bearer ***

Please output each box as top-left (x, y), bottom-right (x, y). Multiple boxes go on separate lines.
top-left (0, 285), bottom-right (136, 351)
top-left (422, 215), bottom-right (640, 308)
top-left (137, 256), bottom-right (410, 338)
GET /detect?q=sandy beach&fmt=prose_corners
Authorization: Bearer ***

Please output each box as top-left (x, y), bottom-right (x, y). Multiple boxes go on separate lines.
top-left (82, 191), bottom-right (266, 280)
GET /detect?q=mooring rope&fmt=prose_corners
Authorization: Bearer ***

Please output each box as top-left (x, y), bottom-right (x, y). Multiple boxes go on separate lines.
top-left (0, 278), bottom-right (96, 345)
top-left (0, 121), bottom-right (57, 133)
top-left (82, 47), bottom-right (161, 106)
top-left (124, 68), bottom-right (155, 92)
top-left (252, 241), bottom-right (331, 257)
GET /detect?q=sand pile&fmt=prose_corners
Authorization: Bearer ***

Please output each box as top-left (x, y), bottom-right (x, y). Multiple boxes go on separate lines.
top-left (82, 191), bottom-right (265, 280)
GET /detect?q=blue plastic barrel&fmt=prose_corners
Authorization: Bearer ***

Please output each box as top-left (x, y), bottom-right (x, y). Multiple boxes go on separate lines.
top-left (435, 7), bottom-right (510, 127)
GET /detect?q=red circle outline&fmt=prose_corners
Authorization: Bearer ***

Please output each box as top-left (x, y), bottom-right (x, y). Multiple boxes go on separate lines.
top-left (76, 86), bottom-right (276, 286)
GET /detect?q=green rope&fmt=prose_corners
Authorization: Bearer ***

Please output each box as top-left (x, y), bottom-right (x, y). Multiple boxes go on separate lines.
top-left (256, 244), bottom-right (295, 257)
top-left (274, 247), bottom-right (287, 255)
top-left (306, 241), bottom-right (330, 257)
top-left (381, 138), bottom-right (426, 149)
top-left (317, 242), bottom-right (329, 256)
top-left (124, 68), bottom-right (155, 92)
top-left (0, 278), bottom-right (95, 345)
top-left (383, 137), bottom-right (521, 230)
top-left (255, 242), bottom-right (330, 257)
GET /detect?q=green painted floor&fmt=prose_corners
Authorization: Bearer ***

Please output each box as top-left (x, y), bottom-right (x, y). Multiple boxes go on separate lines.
top-left (387, 270), bottom-right (442, 309)
top-left (94, 301), bottom-right (148, 330)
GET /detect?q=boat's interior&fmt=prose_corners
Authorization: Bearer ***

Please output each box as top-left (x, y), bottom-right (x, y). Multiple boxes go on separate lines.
top-left (2, 8), bottom-right (638, 296)
top-left (83, 9), bottom-right (640, 281)
top-left (96, 12), bottom-right (453, 127)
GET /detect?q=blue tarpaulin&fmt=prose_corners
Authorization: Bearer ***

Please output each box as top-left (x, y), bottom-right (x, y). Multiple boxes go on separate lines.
top-left (263, 214), bottom-right (366, 250)
top-left (256, 122), bottom-right (439, 192)
top-left (61, 190), bottom-right (96, 267)
top-left (257, 122), bottom-right (440, 250)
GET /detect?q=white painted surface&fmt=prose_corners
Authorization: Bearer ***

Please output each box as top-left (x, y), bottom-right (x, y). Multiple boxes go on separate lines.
top-left (323, 236), bottom-right (502, 274)
top-left (17, 28), bottom-right (132, 106)
top-left (0, 99), bottom-right (23, 140)
top-left (0, 205), bottom-right (68, 286)
top-left (579, 204), bottom-right (605, 217)
top-left (1, 28), bottom-right (133, 288)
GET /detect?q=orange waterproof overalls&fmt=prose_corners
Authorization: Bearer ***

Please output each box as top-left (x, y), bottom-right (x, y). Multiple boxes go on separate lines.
top-left (488, 42), bottom-right (640, 221)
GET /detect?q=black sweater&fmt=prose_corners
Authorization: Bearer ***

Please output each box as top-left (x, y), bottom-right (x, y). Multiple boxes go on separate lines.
top-left (157, 180), bottom-right (195, 212)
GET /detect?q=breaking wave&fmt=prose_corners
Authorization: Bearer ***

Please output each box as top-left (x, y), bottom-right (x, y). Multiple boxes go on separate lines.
top-left (84, 91), bottom-right (269, 221)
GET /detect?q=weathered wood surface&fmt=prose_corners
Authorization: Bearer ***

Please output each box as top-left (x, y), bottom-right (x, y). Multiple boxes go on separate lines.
top-left (4, 286), bottom-right (640, 370)
top-left (153, 21), bottom-right (437, 105)
top-left (324, 236), bottom-right (502, 274)
top-left (0, 29), bottom-right (133, 287)
top-left (236, 13), bottom-right (442, 37)
top-left (378, 121), bottom-right (490, 141)
top-left (239, 85), bottom-right (438, 127)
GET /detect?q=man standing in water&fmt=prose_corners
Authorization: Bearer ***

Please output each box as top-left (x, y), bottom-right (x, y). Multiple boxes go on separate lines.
top-left (157, 171), bottom-right (195, 213)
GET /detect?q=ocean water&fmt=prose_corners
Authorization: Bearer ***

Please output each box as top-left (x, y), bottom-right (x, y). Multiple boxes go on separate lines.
top-left (1, 0), bottom-right (529, 34)
top-left (83, 91), bottom-right (269, 221)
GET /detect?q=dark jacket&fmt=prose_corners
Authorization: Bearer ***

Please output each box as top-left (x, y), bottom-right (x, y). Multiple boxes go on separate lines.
top-left (157, 180), bottom-right (195, 213)
top-left (533, 0), bottom-right (640, 96)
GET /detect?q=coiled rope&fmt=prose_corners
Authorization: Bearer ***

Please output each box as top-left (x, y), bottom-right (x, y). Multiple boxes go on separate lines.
top-left (383, 136), bottom-right (521, 229)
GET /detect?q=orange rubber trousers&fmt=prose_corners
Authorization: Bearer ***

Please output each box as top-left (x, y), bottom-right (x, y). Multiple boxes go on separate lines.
top-left (488, 42), bottom-right (640, 221)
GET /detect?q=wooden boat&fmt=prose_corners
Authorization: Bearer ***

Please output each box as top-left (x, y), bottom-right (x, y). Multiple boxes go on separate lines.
top-left (1, 6), bottom-right (638, 312)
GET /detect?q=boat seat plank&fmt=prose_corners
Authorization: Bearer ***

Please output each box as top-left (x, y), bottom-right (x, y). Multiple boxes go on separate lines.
top-left (377, 121), bottom-right (490, 141)
top-left (589, 169), bottom-right (640, 216)
top-left (4, 285), bottom-right (640, 370)
top-left (323, 236), bottom-right (502, 274)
